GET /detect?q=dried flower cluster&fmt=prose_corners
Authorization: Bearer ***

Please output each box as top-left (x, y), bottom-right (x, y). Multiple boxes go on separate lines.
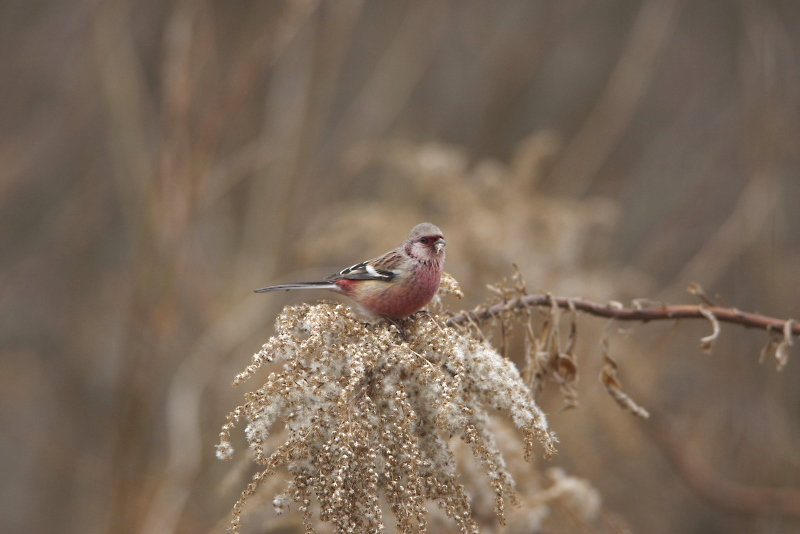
top-left (455, 268), bottom-right (657, 422)
top-left (218, 292), bottom-right (557, 533)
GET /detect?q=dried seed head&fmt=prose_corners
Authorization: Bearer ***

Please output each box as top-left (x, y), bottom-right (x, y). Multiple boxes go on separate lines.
top-left (219, 298), bottom-right (556, 533)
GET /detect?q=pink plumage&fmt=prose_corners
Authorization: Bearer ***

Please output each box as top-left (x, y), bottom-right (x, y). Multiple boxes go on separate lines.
top-left (255, 223), bottom-right (447, 324)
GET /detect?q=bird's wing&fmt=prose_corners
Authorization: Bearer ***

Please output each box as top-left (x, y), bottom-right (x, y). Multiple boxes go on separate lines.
top-left (326, 257), bottom-right (398, 282)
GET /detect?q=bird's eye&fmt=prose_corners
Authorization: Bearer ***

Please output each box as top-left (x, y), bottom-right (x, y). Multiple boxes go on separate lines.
top-left (419, 237), bottom-right (429, 244)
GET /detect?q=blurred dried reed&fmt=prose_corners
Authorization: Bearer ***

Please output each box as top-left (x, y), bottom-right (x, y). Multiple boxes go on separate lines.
top-left (1, 1), bottom-right (799, 533)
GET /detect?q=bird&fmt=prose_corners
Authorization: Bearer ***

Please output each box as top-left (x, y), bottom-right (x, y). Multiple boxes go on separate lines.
top-left (255, 223), bottom-right (446, 336)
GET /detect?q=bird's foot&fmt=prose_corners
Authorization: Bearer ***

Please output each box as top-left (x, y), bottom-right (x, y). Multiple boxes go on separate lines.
top-left (382, 316), bottom-right (408, 342)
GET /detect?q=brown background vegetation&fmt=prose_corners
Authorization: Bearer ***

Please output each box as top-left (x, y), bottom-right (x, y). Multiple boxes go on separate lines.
top-left (1, 1), bottom-right (799, 533)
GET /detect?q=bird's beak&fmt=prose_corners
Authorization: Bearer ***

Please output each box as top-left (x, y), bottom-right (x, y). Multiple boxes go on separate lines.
top-left (434, 238), bottom-right (446, 254)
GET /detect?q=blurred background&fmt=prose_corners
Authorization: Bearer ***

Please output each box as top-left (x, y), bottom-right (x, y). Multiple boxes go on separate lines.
top-left (2, 0), bottom-right (799, 532)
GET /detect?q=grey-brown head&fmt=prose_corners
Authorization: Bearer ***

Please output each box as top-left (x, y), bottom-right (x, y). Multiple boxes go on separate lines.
top-left (404, 223), bottom-right (446, 262)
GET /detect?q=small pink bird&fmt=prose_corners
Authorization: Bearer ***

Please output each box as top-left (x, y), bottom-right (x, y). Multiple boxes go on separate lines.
top-left (255, 223), bottom-right (446, 335)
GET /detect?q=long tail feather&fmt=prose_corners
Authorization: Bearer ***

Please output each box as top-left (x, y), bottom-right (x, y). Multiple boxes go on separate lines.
top-left (254, 281), bottom-right (337, 293)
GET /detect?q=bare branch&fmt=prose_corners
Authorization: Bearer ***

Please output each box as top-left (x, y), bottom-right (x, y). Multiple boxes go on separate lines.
top-left (447, 294), bottom-right (800, 339)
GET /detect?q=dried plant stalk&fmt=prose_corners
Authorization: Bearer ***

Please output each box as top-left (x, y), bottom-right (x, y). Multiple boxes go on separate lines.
top-left (218, 300), bottom-right (556, 533)
top-left (599, 322), bottom-right (650, 419)
top-left (449, 292), bottom-right (797, 371)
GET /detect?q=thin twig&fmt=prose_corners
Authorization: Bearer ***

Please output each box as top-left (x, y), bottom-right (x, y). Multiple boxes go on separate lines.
top-left (447, 294), bottom-right (800, 338)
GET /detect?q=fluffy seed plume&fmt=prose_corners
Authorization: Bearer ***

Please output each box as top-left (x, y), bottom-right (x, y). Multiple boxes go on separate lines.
top-left (218, 296), bottom-right (556, 533)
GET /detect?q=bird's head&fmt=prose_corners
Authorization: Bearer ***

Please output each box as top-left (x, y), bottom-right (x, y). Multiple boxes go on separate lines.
top-left (405, 223), bottom-right (446, 262)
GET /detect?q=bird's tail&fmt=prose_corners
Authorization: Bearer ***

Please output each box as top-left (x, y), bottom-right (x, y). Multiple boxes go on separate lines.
top-left (254, 281), bottom-right (337, 293)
